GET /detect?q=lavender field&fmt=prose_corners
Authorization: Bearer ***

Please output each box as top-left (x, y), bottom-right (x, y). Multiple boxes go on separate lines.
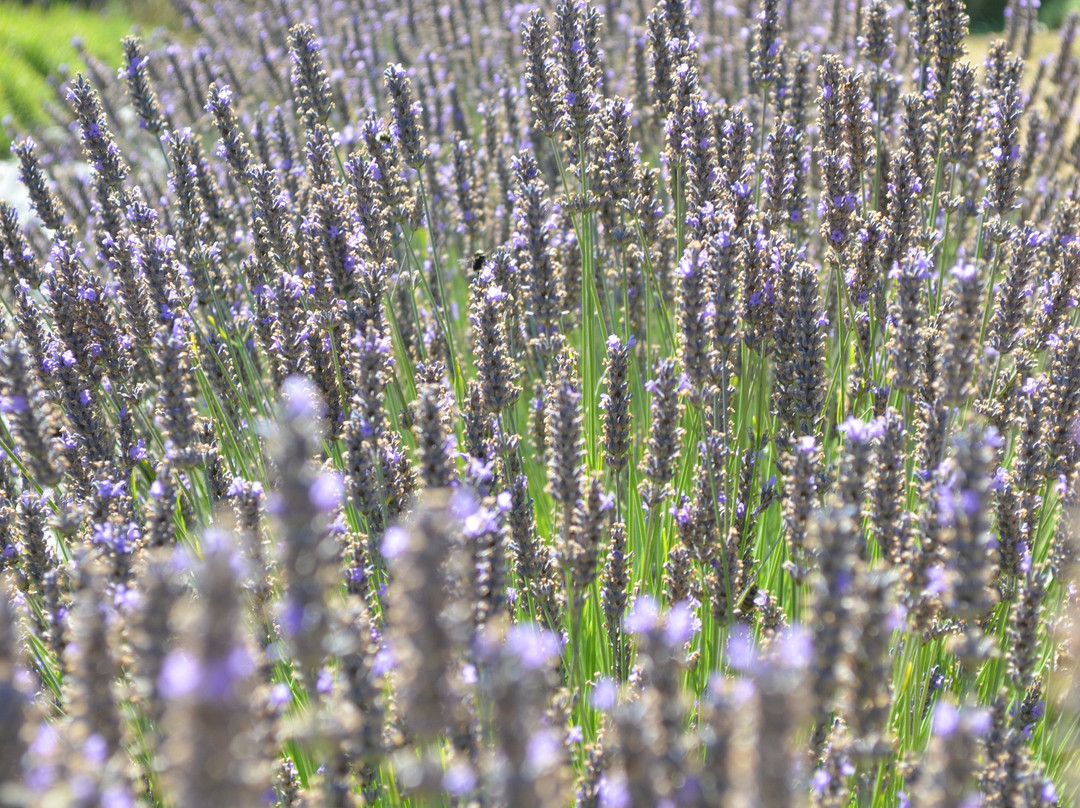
top-left (0, 0), bottom-right (1078, 805)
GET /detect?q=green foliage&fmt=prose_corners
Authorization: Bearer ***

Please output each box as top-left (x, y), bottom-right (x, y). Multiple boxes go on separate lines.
top-left (966, 0), bottom-right (1009, 31)
top-left (0, 1), bottom-right (134, 152)
top-left (1041, 0), bottom-right (1080, 27)
top-left (966, 0), bottom-right (1080, 31)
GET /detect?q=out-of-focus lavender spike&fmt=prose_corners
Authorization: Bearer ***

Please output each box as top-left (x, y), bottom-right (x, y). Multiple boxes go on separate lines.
top-left (387, 489), bottom-right (466, 796)
top-left (0, 331), bottom-right (63, 488)
top-left (120, 35), bottom-right (168, 136)
top-left (917, 701), bottom-right (988, 808)
top-left (271, 377), bottom-right (342, 691)
top-left (161, 531), bottom-right (269, 808)
top-left (808, 504), bottom-right (859, 750)
top-left (0, 581), bottom-right (31, 797)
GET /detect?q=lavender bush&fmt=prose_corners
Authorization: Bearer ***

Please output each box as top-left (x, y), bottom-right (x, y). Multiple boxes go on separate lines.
top-left (0, 0), bottom-right (1079, 804)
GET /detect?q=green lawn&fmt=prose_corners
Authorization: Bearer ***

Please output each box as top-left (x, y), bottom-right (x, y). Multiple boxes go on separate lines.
top-left (0, 1), bottom-right (140, 153)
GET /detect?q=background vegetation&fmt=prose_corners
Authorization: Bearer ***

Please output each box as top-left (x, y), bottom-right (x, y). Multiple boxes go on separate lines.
top-left (0, 0), bottom-right (179, 153)
top-left (0, 0), bottom-right (1077, 155)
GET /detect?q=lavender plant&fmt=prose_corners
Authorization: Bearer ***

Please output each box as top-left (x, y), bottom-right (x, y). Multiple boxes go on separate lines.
top-left (1, 0), bottom-right (1080, 805)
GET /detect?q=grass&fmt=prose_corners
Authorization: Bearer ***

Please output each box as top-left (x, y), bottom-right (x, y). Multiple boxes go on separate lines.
top-left (0, 1), bottom-right (140, 153)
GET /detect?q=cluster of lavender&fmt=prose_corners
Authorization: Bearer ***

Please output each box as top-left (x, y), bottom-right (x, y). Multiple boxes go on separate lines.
top-left (1, 0), bottom-right (1080, 804)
